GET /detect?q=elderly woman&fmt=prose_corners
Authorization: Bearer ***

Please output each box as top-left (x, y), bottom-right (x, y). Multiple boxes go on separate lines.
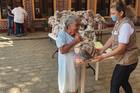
top-left (96, 0), bottom-right (138, 93)
top-left (56, 15), bottom-right (81, 93)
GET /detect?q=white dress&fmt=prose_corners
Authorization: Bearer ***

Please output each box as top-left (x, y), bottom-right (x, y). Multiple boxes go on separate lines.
top-left (56, 31), bottom-right (77, 93)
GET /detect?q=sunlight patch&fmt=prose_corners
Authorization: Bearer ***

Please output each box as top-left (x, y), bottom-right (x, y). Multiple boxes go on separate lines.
top-left (0, 40), bottom-right (14, 48)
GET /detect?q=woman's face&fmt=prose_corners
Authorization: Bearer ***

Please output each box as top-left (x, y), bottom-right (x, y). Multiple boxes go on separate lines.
top-left (110, 8), bottom-right (124, 21)
top-left (68, 21), bottom-right (80, 36)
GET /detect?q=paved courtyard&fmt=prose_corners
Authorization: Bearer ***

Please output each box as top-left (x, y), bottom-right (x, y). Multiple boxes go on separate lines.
top-left (0, 32), bottom-right (140, 93)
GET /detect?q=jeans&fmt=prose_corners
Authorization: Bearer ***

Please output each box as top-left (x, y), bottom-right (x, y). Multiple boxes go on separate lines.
top-left (110, 63), bottom-right (137, 93)
top-left (7, 18), bottom-right (14, 35)
top-left (15, 23), bottom-right (24, 35)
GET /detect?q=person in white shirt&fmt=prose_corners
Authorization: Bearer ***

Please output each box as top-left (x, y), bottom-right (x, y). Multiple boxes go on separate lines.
top-left (12, 4), bottom-right (27, 37)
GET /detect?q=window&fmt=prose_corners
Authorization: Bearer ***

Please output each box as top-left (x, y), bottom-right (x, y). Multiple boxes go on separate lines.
top-left (0, 0), bottom-right (8, 19)
top-left (56, 0), bottom-right (67, 11)
top-left (0, 0), bottom-right (22, 19)
top-left (96, 0), bottom-right (136, 16)
top-left (96, 0), bottom-right (110, 16)
top-left (71, 0), bottom-right (87, 11)
top-left (34, 0), bottom-right (54, 18)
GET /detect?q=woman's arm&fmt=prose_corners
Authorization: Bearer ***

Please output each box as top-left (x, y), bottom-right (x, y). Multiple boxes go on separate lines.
top-left (60, 40), bottom-right (78, 54)
top-left (99, 36), bottom-right (114, 54)
top-left (96, 43), bottom-right (126, 61)
top-left (8, 10), bottom-right (14, 17)
top-left (104, 43), bottom-right (126, 57)
top-left (60, 33), bottom-right (81, 54)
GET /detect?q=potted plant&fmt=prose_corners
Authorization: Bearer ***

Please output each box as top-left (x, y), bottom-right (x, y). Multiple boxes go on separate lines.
top-left (43, 20), bottom-right (49, 32)
top-left (30, 20), bottom-right (35, 32)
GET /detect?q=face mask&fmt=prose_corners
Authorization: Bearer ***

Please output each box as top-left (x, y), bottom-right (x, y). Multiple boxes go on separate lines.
top-left (111, 15), bottom-right (117, 22)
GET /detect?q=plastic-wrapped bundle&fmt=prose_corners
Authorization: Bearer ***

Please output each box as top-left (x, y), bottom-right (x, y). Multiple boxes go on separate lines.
top-left (48, 16), bottom-right (55, 26)
top-left (74, 39), bottom-right (96, 61)
top-left (48, 10), bottom-right (106, 40)
top-left (94, 14), bottom-right (106, 29)
top-left (94, 14), bottom-right (105, 23)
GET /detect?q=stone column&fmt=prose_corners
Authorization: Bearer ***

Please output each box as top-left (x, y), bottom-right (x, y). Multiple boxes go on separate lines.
top-left (23, 0), bottom-right (33, 29)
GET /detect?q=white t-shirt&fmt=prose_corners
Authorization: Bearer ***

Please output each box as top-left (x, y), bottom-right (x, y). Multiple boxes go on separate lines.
top-left (12, 7), bottom-right (27, 23)
top-left (118, 23), bottom-right (134, 44)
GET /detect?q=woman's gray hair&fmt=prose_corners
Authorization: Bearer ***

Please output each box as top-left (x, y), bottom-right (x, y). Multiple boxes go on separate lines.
top-left (65, 15), bottom-right (79, 29)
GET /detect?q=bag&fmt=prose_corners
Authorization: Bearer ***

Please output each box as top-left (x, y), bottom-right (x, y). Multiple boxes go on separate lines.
top-left (74, 40), bottom-right (96, 61)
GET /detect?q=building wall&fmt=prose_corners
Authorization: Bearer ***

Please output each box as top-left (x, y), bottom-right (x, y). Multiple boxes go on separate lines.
top-left (0, 21), bottom-right (7, 32)
top-left (0, 0), bottom-right (33, 31)
top-left (23, 0), bottom-right (33, 28)
top-left (0, 0), bottom-right (140, 32)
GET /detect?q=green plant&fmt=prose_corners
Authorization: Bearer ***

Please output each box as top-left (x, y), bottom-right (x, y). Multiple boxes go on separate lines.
top-left (29, 20), bottom-right (35, 32)
top-left (30, 21), bottom-right (34, 28)
top-left (43, 20), bottom-right (48, 28)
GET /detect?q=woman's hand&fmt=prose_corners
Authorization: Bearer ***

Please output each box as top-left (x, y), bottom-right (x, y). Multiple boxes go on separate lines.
top-left (76, 60), bottom-right (84, 64)
top-left (59, 33), bottom-right (82, 54)
top-left (74, 33), bottom-right (82, 43)
top-left (96, 48), bottom-right (105, 55)
top-left (95, 54), bottom-right (106, 61)
top-left (96, 48), bottom-right (102, 54)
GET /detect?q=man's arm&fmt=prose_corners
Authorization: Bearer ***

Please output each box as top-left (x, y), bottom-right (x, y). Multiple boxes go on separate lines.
top-left (11, 9), bottom-right (15, 15)
top-left (23, 9), bottom-right (27, 17)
